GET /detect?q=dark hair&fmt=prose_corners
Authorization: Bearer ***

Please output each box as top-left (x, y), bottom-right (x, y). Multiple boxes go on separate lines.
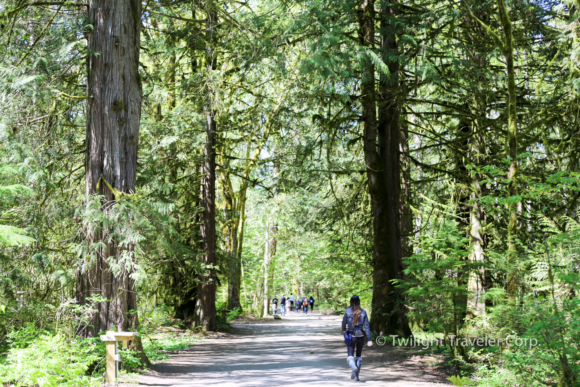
top-left (350, 295), bottom-right (361, 326)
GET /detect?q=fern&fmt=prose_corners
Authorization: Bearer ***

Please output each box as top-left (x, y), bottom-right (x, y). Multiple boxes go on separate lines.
top-left (0, 184), bottom-right (33, 197)
top-left (0, 225), bottom-right (35, 246)
top-left (447, 375), bottom-right (474, 386)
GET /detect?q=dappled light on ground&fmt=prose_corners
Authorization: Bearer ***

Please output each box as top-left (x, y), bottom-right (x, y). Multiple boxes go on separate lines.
top-left (133, 313), bottom-right (449, 386)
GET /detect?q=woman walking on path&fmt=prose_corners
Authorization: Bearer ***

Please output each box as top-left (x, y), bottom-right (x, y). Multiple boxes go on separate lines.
top-left (309, 296), bottom-right (315, 311)
top-left (302, 297), bottom-right (308, 314)
top-left (342, 295), bottom-right (373, 382)
top-left (280, 295), bottom-right (286, 316)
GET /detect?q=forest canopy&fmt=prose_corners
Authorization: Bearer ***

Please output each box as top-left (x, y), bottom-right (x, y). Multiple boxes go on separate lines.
top-left (0, 0), bottom-right (579, 385)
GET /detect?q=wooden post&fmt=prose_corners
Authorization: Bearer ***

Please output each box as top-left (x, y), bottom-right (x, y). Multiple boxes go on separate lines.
top-left (100, 332), bottom-right (138, 384)
top-left (105, 340), bottom-right (117, 383)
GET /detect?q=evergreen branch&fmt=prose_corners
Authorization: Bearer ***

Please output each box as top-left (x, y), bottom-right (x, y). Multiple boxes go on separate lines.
top-left (213, 4), bottom-right (266, 39)
top-left (38, 164), bottom-right (84, 208)
top-left (463, 3), bottom-right (505, 52)
top-left (0, 2), bottom-right (87, 20)
top-left (16, 3), bottom-right (63, 66)
top-left (149, 10), bottom-right (206, 24)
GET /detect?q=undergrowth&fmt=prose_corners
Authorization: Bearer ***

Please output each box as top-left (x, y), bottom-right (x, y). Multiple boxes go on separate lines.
top-left (0, 305), bottom-right (200, 386)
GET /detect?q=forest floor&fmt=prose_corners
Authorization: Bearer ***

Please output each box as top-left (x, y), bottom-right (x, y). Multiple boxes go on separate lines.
top-left (128, 311), bottom-right (453, 386)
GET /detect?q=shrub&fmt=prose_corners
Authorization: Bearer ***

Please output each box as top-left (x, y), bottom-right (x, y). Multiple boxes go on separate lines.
top-left (0, 334), bottom-right (102, 387)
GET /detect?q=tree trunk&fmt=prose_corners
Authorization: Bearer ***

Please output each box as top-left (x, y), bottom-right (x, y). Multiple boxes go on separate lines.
top-left (497, 0), bottom-right (519, 301)
top-left (399, 117), bottom-right (413, 260)
top-left (360, 0), bottom-right (411, 337)
top-left (261, 224), bottom-right (278, 317)
top-left (467, 176), bottom-right (486, 318)
top-left (194, 7), bottom-right (218, 331)
top-left (219, 168), bottom-right (242, 311)
top-left (267, 224), bottom-right (278, 310)
top-left (77, 0), bottom-right (142, 338)
top-left (195, 110), bottom-right (217, 331)
top-left (261, 225), bottom-right (270, 317)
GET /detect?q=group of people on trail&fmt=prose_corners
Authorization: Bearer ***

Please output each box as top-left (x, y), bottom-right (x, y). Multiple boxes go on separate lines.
top-left (271, 293), bottom-right (314, 315)
top-left (269, 293), bottom-right (372, 382)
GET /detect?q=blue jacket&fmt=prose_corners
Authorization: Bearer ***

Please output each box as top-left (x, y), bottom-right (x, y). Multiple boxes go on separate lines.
top-left (342, 306), bottom-right (372, 340)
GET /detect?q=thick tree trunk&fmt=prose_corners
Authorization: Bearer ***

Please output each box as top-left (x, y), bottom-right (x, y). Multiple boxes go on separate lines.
top-left (220, 169), bottom-right (242, 311)
top-left (195, 113), bottom-right (217, 331)
top-left (194, 8), bottom-right (218, 331)
top-left (360, 0), bottom-right (411, 337)
top-left (77, 0), bottom-right (142, 339)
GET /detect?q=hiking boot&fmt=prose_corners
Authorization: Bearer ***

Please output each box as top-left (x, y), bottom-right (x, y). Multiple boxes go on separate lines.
top-left (347, 356), bottom-right (357, 380)
top-left (355, 357), bottom-right (362, 381)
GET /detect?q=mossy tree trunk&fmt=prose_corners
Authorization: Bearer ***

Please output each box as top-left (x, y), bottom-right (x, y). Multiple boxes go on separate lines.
top-left (497, 0), bottom-right (519, 301)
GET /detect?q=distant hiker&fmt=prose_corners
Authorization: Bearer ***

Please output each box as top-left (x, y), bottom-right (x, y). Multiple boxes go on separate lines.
top-left (302, 297), bottom-right (308, 314)
top-left (342, 295), bottom-right (372, 382)
top-left (309, 296), bottom-right (315, 311)
top-left (280, 295), bottom-right (286, 316)
top-left (272, 296), bottom-right (279, 314)
top-left (288, 293), bottom-right (295, 311)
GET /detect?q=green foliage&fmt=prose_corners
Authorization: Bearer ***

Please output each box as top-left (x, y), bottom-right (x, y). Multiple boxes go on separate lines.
top-left (0, 225), bottom-right (35, 247)
top-left (399, 220), bottom-right (471, 334)
top-left (0, 333), bottom-right (101, 387)
top-left (139, 334), bottom-right (198, 364)
top-left (447, 375), bottom-right (474, 386)
top-left (1, 0), bottom-right (580, 385)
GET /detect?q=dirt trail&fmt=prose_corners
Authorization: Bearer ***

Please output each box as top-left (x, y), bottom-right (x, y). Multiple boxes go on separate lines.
top-left (134, 312), bottom-right (451, 386)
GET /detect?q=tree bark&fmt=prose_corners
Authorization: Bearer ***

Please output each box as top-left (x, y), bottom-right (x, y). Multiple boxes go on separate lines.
top-left (467, 176), bottom-right (486, 318)
top-left (359, 0), bottom-right (412, 337)
top-left (266, 224), bottom-right (278, 311)
top-left (399, 118), bottom-right (413, 261)
top-left (497, 0), bottom-right (519, 301)
top-left (261, 225), bottom-right (270, 317)
top-left (194, 6), bottom-right (217, 331)
top-left (77, 0), bottom-right (142, 339)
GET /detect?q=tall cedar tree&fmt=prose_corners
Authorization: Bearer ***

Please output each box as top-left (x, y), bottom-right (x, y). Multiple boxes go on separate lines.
top-left (76, 0), bottom-right (143, 338)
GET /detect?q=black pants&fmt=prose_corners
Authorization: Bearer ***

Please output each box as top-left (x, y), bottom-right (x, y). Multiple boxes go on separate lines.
top-left (310, 303), bottom-right (314, 311)
top-left (347, 336), bottom-right (365, 357)
top-left (290, 301), bottom-right (294, 310)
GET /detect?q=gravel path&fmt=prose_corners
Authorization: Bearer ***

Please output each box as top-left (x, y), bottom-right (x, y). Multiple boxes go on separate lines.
top-left (134, 311), bottom-right (451, 386)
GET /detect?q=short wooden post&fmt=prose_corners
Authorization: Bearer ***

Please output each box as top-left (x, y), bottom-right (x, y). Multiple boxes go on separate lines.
top-left (100, 331), bottom-right (138, 384)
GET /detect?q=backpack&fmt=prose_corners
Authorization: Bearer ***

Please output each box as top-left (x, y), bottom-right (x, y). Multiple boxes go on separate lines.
top-left (303, 300), bottom-right (308, 306)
